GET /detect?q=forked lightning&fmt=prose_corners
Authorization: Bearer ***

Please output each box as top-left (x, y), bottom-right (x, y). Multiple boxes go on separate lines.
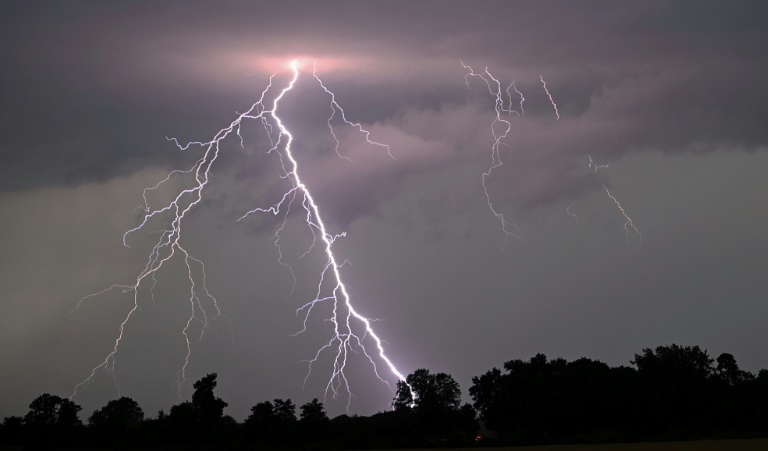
top-left (72, 60), bottom-right (414, 408)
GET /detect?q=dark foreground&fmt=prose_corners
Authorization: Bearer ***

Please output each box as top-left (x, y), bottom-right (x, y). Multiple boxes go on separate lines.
top-left (389, 438), bottom-right (768, 450)
top-left (5, 344), bottom-right (768, 449)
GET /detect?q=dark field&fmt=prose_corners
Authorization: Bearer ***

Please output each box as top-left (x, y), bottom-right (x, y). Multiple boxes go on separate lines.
top-left (388, 438), bottom-right (768, 451)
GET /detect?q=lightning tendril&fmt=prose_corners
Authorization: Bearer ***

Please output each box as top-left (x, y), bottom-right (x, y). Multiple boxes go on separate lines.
top-left (588, 155), bottom-right (642, 249)
top-left (461, 60), bottom-right (526, 247)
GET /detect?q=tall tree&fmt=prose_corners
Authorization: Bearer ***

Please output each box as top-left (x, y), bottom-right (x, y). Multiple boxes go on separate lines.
top-left (716, 353), bottom-right (754, 386)
top-left (191, 373), bottom-right (228, 428)
top-left (300, 398), bottom-right (329, 439)
top-left (273, 398), bottom-right (297, 424)
top-left (300, 398), bottom-right (328, 425)
top-left (469, 367), bottom-right (504, 429)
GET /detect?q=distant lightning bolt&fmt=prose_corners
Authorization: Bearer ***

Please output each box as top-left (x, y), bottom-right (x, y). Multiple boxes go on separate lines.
top-left (587, 155), bottom-right (609, 173)
top-left (510, 79), bottom-right (525, 116)
top-left (588, 155), bottom-right (642, 249)
top-left (540, 75), bottom-right (560, 120)
top-left (461, 60), bottom-right (526, 247)
top-left (462, 63), bottom-right (639, 252)
top-left (566, 201), bottom-right (595, 246)
top-left (566, 201), bottom-right (583, 230)
top-left (72, 60), bottom-right (413, 407)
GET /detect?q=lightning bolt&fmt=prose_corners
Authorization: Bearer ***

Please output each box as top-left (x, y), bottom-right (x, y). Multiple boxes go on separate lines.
top-left (540, 75), bottom-right (560, 120)
top-left (461, 61), bottom-right (526, 247)
top-left (588, 155), bottom-right (642, 249)
top-left (510, 79), bottom-right (525, 116)
top-left (72, 60), bottom-right (414, 408)
top-left (462, 63), bottom-right (639, 252)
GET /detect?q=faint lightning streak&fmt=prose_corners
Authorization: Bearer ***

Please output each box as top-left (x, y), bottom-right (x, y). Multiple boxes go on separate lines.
top-left (588, 155), bottom-right (609, 173)
top-left (566, 202), bottom-right (582, 230)
top-left (603, 186), bottom-right (642, 249)
top-left (312, 63), bottom-right (394, 161)
top-left (69, 284), bottom-right (134, 315)
top-left (513, 80), bottom-right (525, 115)
top-left (461, 60), bottom-right (526, 247)
top-left (565, 201), bottom-right (594, 246)
top-left (588, 155), bottom-right (642, 249)
top-left (540, 75), bottom-right (560, 120)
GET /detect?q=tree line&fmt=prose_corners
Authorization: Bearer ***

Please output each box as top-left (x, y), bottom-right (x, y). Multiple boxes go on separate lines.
top-left (2, 344), bottom-right (768, 449)
top-left (470, 344), bottom-right (768, 445)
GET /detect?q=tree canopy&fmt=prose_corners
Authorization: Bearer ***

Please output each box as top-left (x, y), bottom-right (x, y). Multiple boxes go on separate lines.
top-left (394, 368), bottom-right (461, 413)
top-left (5, 344), bottom-right (768, 449)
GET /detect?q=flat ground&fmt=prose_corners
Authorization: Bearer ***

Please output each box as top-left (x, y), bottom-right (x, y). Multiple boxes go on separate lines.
top-left (388, 438), bottom-right (768, 451)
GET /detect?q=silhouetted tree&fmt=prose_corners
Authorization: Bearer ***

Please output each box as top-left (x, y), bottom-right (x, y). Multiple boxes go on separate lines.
top-left (394, 368), bottom-right (466, 441)
top-left (1, 416), bottom-right (23, 447)
top-left (246, 400), bottom-right (274, 424)
top-left (632, 344), bottom-right (715, 435)
top-left (300, 398), bottom-right (328, 425)
top-left (23, 393), bottom-right (82, 447)
top-left (471, 354), bottom-right (642, 443)
top-left (167, 401), bottom-right (195, 429)
top-left (745, 369), bottom-right (768, 434)
top-left (244, 400), bottom-right (273, 442)
top-left (273, 398), bottom-right (296, 423)
top-left (245, 398), bottom-right (297, 443)
top-left (24, 394), bottom-right (82, 429)
top-left (394, 368), bottom-right (461, 413)
top-left (192, 373), bottom-right (228, 429)
top-left (88, 396), bottom-right (144, 445)
top-left (716, 352), bottom-right (754, 386)
top-left (632, 344), bottom-right (713, 380)
top-left (457, 403), bottom-right (479, 439)
top-left (469, 367), bottom-right (504, 429)
top-left (300, 398), bottom-right (329, 441)
top-left (6, 344), bottom-right (768, 449)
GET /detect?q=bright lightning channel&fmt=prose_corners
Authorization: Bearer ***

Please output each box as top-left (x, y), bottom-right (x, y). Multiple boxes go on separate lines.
top-left (72, 59), bottom-right (413, 408)
top-left (540, 75), bottom-right (560, 120)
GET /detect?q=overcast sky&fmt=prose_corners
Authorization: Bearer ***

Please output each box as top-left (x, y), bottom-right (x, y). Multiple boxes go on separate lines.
top-left (2, 0), bottom-right (768, 421)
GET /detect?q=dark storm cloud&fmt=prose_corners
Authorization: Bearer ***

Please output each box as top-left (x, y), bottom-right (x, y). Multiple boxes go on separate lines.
top-left (3, 0), bottom-right (768, 195)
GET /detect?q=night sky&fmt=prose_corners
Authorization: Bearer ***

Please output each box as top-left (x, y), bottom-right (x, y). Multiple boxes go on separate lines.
top-left (2, 1), bottom-right (768, 421)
